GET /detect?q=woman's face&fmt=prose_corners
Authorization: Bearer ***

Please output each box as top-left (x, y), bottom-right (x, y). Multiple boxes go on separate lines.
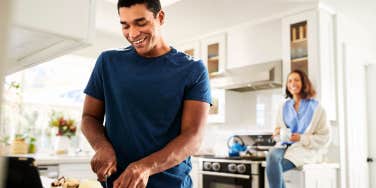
top-left (287, 72), bottom-right (302, 97)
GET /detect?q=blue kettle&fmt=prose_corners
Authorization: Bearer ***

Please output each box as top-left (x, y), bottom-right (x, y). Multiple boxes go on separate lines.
top-left (227, 135), bottom-right (247, 157)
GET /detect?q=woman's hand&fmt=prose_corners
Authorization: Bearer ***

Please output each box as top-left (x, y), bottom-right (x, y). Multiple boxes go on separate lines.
top-left (272, 127), bottom-right (281, 141)
top-left (290, 133), bottom-right (301, 142)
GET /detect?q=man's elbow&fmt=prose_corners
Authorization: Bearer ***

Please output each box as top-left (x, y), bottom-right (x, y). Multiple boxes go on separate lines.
top-left (187, 131), bottom-right (204, 156)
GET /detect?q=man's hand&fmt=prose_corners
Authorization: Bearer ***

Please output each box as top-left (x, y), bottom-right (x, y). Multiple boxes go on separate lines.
top-left (290, 133), bottom-right (301, 142)
top-left (91, 146), bottom-right (117, 181)
top-left (113, 162), bottom-right (151, 188)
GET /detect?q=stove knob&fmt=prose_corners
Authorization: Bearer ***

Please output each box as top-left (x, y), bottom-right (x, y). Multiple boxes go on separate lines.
top-left (212, 162), bottom-right (221, 171)
top-left (228, 163), bottom-right (237, 173)
top-left (237, 164), bottom-right (247, 174)
top-left (203, 162), bottom-right (212, 170)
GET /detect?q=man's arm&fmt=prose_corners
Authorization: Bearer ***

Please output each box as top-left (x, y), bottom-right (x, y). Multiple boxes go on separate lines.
top-left (141, 100), bottom-right (209, 172)
top-left (113, 100), bottom-right (209, 188)
top-left (81, 95), bottom-right (117, 181)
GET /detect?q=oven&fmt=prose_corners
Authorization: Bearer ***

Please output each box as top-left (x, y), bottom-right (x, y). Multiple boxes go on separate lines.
top-left (198, 158), bottom-right (264, 188)
top-left (197, 134), bottom-right (274, 188)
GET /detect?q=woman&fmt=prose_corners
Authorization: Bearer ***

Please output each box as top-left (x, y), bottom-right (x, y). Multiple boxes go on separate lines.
top-left (266, 70), bottom-right (331, 188)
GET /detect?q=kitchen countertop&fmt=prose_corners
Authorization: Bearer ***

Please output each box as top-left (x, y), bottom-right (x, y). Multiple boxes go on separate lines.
top-left (8, 153), bottom-right (93, 165)
top-left (261, 161), bottom-right (339, 169)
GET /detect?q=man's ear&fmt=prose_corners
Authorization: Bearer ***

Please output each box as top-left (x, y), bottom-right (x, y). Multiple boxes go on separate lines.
top-left (158, 10), bottom-right (165, 25)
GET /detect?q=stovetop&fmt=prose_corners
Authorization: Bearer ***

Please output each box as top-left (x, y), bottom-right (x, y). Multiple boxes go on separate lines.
top-left (196, 154), bottom-right (266, 161)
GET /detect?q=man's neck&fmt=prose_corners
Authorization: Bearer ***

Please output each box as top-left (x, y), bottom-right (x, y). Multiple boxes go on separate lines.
top-left (142, 39), bottom-right (170, 58)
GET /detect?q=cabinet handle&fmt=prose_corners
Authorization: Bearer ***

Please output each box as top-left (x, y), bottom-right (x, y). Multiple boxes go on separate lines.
top-left (367, 157), bottom-right (374, 163)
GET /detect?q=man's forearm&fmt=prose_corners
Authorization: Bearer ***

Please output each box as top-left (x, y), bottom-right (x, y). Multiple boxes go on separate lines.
top-left (81, 115), bottom-right (112, 151)
top-left (138, 129), bottom-right (203, 175)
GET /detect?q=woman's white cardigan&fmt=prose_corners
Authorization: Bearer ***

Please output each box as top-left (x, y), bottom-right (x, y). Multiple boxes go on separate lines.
top-left (275, 102), bottom-right (331, 168)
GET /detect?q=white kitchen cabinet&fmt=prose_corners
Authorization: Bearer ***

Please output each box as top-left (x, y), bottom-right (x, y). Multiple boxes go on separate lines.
top-left (282, 8), bottom-right (336, 121)
top-left (6, 0), bottom-right (95, 74)
top-left (176, 33), bottom-right (226, 78)
top-left (285, 164), bottom-right (338, 188)
top-left (265, 163), bottom-right (338, 188)
top-left (176, 40), bottom-right (201, 59)
top-left (226, 19), bottom-right (282, 69)
top-left (176, 34), bottom-right (227, 124)
top-left (201, 33), bottom-right (227, 78)
top-left (191, 157), bottom-right (202, 188)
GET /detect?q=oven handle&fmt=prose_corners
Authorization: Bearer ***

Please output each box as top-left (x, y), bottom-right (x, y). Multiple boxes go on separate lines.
top-left (198, 171), bottom-right (251, 179)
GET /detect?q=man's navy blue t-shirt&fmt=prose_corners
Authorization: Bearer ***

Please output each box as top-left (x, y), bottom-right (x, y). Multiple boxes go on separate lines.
top-left (84, 46), bottom-right (211, 188)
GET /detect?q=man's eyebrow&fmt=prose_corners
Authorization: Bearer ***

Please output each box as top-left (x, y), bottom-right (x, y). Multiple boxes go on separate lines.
top-left (120, 17), bottom-right (146, 25)
top-left (134, 17), bottom-right (146, 22)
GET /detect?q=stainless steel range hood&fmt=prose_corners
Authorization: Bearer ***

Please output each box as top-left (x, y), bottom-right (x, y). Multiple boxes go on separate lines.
top-left (211, 60), bottom-right (283, 92)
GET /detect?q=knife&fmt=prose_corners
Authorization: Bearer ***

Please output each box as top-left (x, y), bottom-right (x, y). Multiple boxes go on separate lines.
top-left (104, 173), bottom-right (110, 188)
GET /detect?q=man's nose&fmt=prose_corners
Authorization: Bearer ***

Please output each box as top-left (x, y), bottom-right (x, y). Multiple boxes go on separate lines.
top-left (128, 27), bottom-right (140, 40)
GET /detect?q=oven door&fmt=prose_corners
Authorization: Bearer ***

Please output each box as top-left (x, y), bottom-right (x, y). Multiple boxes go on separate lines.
top-left (201, 171), bottom-right (257, 188)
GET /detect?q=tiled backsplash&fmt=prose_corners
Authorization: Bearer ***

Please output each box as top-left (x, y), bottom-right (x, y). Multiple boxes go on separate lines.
top-left (201, 88), bottom-right (284, 155)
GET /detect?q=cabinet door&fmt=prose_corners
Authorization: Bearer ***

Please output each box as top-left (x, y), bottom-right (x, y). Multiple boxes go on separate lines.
top-left (304, 168), bottom-right (337, 188)
top-left (282, 10), bottom-right (319, 90)
top-left (176, 41), bottom-right (201, 59)
top-left (201, 33), bottom-right (226, 78)
top-left (191, 157), bottom-right (202, 188)
top-left (208, 89), bottom-right (225, 123)
top-left (283, 170), bottom-right (304, 188)
top-left (282, 9), bottom-right (336, 120)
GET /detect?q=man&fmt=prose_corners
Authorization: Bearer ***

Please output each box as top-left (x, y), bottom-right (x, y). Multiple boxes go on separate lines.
top-left (81, 0), bottom-right (211, 187)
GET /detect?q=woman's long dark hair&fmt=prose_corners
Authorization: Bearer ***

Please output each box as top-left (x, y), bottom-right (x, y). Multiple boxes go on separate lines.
top-left (285, 69), bottom-right (316, 99)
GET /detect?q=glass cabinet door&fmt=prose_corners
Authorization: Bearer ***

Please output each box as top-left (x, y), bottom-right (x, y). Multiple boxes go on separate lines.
top-left (177, 41), bottom-right (200, 59)
top-left (290, 21), bottom-right (308, 74)
top-left (282, 9), bottom-right (319, 87)
top-left (201, 33), bottom-right (226, 78)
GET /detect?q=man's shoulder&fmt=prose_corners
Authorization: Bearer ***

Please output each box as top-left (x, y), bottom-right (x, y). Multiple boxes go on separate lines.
top-left (169, 48), bottom-right (204, 70)
top-left (99, 46), bottom-right (134, 58)
top-left (174, 49), bottom-right (201, 63)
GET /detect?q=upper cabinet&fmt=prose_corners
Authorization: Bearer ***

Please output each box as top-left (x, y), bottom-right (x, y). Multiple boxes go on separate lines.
top-left (226, 19), bottom-right (282, 69)
top-left (177, 41), bottom-right (201, 59)
top-left (290, 21), bottom-right (308, 73)
top-left (282, 8), bottom-right (336, 120)
top-left (201, 33), bottom-right (227, 78)
top-left (282, 10), bottom-right (318, 84)
top-left (6, 0), bottom-right (96, 74)
top-left (176, 33), bottom-right (227, 123)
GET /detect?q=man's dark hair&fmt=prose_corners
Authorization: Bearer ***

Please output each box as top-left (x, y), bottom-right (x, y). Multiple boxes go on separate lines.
top-left (117, 0), bottom-right (161, 17)
top-left (285, 69), bottom-right (316, 99)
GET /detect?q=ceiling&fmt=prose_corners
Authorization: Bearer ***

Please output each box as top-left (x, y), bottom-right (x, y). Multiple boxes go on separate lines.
top-left (88, 0), bottom-right (375, 58)
top-left (103, 0), bottom-right (183, 7)
top-left (95, 0), bottom-right (318, 40)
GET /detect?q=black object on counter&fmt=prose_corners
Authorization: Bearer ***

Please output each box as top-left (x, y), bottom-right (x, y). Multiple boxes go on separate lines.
top-left (3, 156), bottom-right (43, 188)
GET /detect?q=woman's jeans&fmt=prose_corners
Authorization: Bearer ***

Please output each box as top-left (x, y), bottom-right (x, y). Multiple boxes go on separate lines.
top-left (266, 147), bottom-right (296, 188)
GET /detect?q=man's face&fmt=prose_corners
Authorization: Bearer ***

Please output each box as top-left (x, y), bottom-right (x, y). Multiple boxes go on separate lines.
top-left (119, 4), bottom-right (164, 57)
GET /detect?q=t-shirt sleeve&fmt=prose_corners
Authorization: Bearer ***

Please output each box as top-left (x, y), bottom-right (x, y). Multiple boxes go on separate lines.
top-left (184, 60), bottom-right (212, 105)
top-left (84, 53), bottom-right (105, 101)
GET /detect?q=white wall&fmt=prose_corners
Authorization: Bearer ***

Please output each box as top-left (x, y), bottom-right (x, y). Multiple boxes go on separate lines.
top-left (74, 30), bottom-right (127, 58)
top-left (0, 0), bottom-right (11, 187)
top-left (333, 11), bottom-right (375, 188)
top-left (199, 89), bottom-right (283, 155)
top-left (163, 0), bottom-right (316, 44)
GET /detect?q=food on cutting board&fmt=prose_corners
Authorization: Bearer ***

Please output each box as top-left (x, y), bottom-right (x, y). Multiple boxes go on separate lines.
top-left (50, 176), bottom-right (100, 188)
